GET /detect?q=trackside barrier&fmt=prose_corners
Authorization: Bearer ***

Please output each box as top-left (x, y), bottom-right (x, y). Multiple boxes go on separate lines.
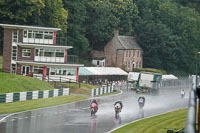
top-left (185, 76), bottom-right (197, 133)
top-left (0, 88), bottom-right (70, 103)
top-left (91, 85), bottom-right (115, 97)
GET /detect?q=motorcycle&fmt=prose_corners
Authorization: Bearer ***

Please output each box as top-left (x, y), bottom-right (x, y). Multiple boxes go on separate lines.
top-left (138, 102), bottom-right (144, 109)
top-left (114, 103), bottom-right (121, 116)
top-left (138, 98), bottom-right (145, 109)
top-left (90, 103), bottom-right (98, 116)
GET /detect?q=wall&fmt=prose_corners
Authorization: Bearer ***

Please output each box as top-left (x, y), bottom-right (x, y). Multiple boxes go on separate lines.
top-left (2, 29), bottom-right (15, 72)
top-left (0, 88), bottom-right (70, 103)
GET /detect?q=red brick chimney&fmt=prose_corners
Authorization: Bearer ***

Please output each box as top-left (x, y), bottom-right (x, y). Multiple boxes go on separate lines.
top-left (114, 30), bottom-right (119, 37)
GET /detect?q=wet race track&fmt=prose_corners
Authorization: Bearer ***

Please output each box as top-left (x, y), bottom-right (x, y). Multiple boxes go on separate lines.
top-left (0, 84), bottom-right (191, 133)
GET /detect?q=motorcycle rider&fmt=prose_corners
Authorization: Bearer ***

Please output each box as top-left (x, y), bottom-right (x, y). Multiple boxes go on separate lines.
top-left (138, 96), bottom-right (145, 108)
top-left (114, 101), bottom-right (123, 112)
top-left (181, 90), bottom-right (185, 99)
top-left (90, 99), bottom-right (98, 111)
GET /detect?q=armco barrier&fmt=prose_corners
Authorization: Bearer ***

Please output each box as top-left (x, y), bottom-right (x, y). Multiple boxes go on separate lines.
top-left (0, 88), bottom-right (70, 103)
top-left (91, 85), bottom-right (115, 97)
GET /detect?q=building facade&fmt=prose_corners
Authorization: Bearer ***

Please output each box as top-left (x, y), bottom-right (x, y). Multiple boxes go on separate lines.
top-left (104, 30), bottom-right (143, 72)
top-left (0, 24), bottom-right (84, 82)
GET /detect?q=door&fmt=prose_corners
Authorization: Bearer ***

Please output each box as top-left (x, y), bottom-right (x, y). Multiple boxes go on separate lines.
top-left (22, 66), bottom-right (30, 75)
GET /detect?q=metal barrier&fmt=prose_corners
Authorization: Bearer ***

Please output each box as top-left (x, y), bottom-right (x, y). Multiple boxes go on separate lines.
top-left (185, 75), bottom-right (197, 133)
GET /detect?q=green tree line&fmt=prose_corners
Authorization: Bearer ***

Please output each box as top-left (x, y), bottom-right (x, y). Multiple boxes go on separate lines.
top-left (0, 0), bottom-right (200, 75)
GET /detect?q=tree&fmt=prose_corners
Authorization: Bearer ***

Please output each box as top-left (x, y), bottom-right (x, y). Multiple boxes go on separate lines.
top-left (85, 0), bottom-right (119, 50)
top-left (63, 0), bottom-right (89, 57)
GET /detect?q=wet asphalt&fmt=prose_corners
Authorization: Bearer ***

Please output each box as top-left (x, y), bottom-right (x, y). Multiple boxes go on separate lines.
top-left (0, 85), bottom-right (191, 133)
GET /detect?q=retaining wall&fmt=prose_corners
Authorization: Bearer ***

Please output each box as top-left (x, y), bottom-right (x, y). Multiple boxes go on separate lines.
top-left (0, 88), bottom-right (70, 103)
top-left (91, 85), bottom-right (115, 97)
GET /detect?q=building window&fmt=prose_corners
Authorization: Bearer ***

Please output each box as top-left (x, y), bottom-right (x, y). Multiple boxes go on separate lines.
top-left (133, 51), bottom-right (135, 57)
top-left (126, 51), bottom-right (128, 57)
top-left (129, 51), bottom-right (131, 57)
top-left (11, 64), bottom-right (16, 73)
top-left (128, 61), bottom-right (130, 69)
top-left (35, 33), bottom-right (43, 39)
top-left (137, 51), bottom-right (139, 57)
top-left (12, 31), bottom-right (18, 42)
top-left (97, 61), bottom-right (100, 65)
top-left (33, 66), bottom-right (43, 74)
top-left (35, 49), bottom-right (39, 56)
top-left (44, 32), bottom-right (53, 39)
top-left (12, 46), bottom-right (17, 60)
top-left (24, 31), bottom-right (27, 38)
top-left (22, 49), bottom-right (31, 57)
top-left (44, 51), bottom-right (54, 57)
top-left (55, 52), bottom-right (64, 57)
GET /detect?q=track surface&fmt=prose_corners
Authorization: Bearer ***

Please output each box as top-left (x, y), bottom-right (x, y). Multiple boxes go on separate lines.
top-left (0, 85), bottom-right (190, 133)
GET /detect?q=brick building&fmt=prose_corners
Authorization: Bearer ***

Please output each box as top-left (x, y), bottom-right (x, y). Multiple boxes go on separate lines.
top-left (104, 30), bottom-right (143, 72)
top-left (0, 24), bottom-right (84, 82)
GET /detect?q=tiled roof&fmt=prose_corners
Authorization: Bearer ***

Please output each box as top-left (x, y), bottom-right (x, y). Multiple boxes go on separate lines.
top-left (118, 36), bottom-right (142, 49)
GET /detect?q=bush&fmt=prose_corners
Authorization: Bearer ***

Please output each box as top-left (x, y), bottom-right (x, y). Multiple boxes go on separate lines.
top-left (135, 68), bottom-right (167, 74)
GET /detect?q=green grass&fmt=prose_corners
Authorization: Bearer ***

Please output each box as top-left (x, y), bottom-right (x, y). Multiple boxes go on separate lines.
top-left (0, 94), bottom-right (88, 114)
top-left (96, 90), bottom-right (121, 97)
top-left (112, 108), bottom-right (187, 133)
top-left (55, 83), bottom-right (99, 95)
top-left (0, 56), bottom-right (2, 71)
top-left (0, 72), bottom-right (55, 94)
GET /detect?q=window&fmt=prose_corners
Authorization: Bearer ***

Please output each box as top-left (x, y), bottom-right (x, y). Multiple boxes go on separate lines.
top-left (129, 51), bottom-right (131, 57)
top-left (11, 64), bottom-right (16, 73)
top-left (44, 34), bottom-right (53, 39)
top-left (133, 51), bottom-right (135, 57)
top-left (128, 61), bottom-right (130, 69)
top-left (22, 49), bottom-right (31, 57)
top-left (24, 31), bottom-right (27, 38)
top-left (12, 31), bottom-right (18, 42)
top-left (137, 51), bottom-right (139, 57)
top-left (12, 46), bottom-right (17, 60)
top-left (35, 33), bottom-right (43, 39)
top-left (35, 49), bottom-right (39, 56)
top-left (39, 49), bottom-right (44, 56)
top-left (126, 51), bottom-right (128, 57)
top-left (56, 52), bottom-right (64, 57)
top-left (44, 52), bottom-right (54, 57)
top-left (97, 61), bottom-right (100, 65)
top-left (28, 30), bottom-right (33, 38)
top-left (33, 66), bottom-right (43, 74)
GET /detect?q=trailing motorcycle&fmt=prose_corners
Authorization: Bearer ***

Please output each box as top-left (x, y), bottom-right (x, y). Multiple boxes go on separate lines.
top-left (138, 97), bottom-right (145, 109)
top-left (90, 103), bottom-right (98, 116)
top-left (114, 103), bottom-right (122, 116)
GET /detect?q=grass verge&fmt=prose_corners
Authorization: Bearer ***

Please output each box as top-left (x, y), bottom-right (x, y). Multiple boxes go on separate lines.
top-left (0, 72), bottom-right (55, 94)
top-left (0, 56), bottom-right (2, 71)
top-left (0, 94), bottom-right (88, 114)
top-left (112, 108), bottom-right (187, 133)
top-left (55, 83), bottom-right (99, 95)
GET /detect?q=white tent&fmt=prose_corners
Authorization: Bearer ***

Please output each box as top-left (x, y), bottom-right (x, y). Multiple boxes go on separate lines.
top-left (162, 74), bottom-right (178, 80)
top-left (79, 67), bottom-right (128, 76)
top-left (128, 72), bottom-right (140, 81)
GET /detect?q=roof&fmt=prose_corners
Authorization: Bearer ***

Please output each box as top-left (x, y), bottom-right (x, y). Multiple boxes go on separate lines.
top-left (18, 43), bottom-right (73, 49)
top-left (118, 36), bottom-right (142, 50)
top-left (79, 67), bottom-right (128, 76)
top-left (16, 61), bottom-right (84, 67)
top-left (0, 24), bottom-right (61, 31)
top-left (162, 74), bottom-right (178, 80)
